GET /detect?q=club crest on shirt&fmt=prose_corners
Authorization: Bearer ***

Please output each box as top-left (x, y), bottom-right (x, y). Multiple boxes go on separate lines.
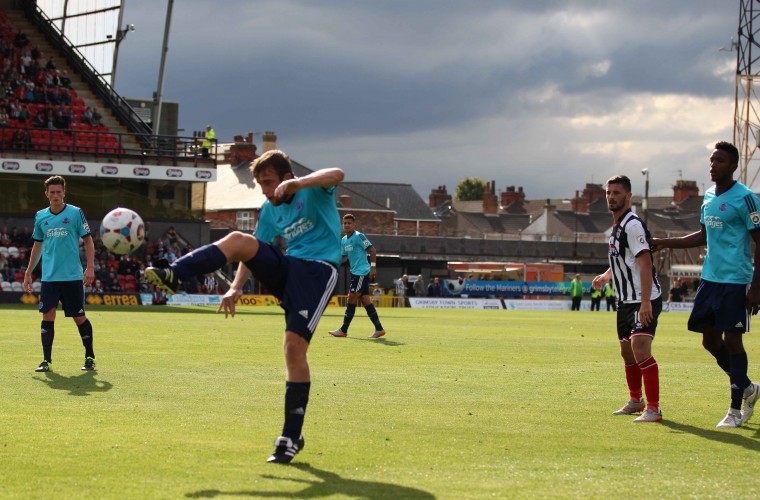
top-left (62, 217), bottom-right (70, 224)
top-left (752, 212), bottom-right (760, 225)
top-left (297, 200), bottom-right (303, 211)
top-left (720, 203), bottom-right (728, 212)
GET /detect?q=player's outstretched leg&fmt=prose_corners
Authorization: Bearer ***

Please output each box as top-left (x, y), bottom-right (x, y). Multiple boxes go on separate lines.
top-left (146, 242), bottom-right (228, 294)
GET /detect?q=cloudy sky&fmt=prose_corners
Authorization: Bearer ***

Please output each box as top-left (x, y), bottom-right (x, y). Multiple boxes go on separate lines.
top-left (109, 0), bottom-right (739, 200)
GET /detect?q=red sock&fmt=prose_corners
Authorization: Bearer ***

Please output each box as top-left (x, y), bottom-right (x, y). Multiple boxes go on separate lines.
top-left (624, 363), bottom-right (642, 400)
top-left (638, 356), bottom-right (659, 410)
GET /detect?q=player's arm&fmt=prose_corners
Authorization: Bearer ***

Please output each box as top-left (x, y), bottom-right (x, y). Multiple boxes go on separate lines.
top-left (367, 245), bottom-right (377, 280)
top-left (23, 240), bottom-right (42, 293)
top-left (274, 168), bottom-right (345, 201)
top-left (636, 251), bottom-right (654, 326)
top-left (592, 268), bottom-right (612, 290)
top-left (747, 230), bottom-right (760, 315)
top-left (217, 262), bottom-right (251, 318)
top-left (650, 226), bottom-right (706, 252)
top-left (82, 235), bottom-right (95, 285)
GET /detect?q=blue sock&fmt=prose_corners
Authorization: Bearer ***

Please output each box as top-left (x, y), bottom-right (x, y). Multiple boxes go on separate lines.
top-left (729, 351), bottom-right (750, 410)
top-left (172, 244), bottom-right (227, 280)
top-left (282, 381), bottom-right (310, 440)
top-left (341, 304), bottom-right (356, 332)
top-left (365, 303), bottom-right (383, 331)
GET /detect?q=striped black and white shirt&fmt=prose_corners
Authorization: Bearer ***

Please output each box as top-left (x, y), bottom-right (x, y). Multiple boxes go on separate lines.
top-left (608, 209), bottom-right (662, 303)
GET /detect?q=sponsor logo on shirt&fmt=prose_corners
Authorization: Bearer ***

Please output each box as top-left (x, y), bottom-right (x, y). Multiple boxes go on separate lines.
top-left (283, 217), bottom-right (314, 240)
top-left (704, 215), bottom-right (723, 229)
top-left (46, 227), bottom-right (69, 238)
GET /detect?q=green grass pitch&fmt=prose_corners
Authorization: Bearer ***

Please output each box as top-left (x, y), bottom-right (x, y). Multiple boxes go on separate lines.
top-left (1, 303), bottom-right (759, 498)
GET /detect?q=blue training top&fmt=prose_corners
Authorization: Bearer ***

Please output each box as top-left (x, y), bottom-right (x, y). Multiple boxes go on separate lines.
top-left (701, 181), bottom-right (760, 284)
top-left (342, 230), bottom-right (373, 276)
top-left (255, 185), bottom-right (342, 266)
top-left (32, 203), bottom-right (91, 281)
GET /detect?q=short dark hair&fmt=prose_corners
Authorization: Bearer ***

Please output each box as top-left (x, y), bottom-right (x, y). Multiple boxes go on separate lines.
top-left (44, 175), bottom-right (65, 189)
top-left (715, 141), bottom-right (739, 164)
top-left (342, 214), bottom-right (355, 222)
top-left (250, 150), bottom-right (293, 179)
top-left (606, 175), bottom-right (631, 193)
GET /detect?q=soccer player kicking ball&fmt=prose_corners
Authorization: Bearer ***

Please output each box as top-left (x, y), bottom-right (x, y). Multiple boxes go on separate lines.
top-left (593, 175), bottom-right (664, 423)
top-left (146, 150), bottom-right (343, 463)
top-left (652, 141), bottom-right (760, 428)
top-left (329, 214), bottom-right (386, 339)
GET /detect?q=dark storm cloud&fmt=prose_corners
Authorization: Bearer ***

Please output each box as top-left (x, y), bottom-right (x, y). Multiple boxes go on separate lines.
top-left (115, 0), bottom-right (740, 198)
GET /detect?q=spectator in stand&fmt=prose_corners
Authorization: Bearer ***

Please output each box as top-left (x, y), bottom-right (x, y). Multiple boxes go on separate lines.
top-left (104, 270), bottom-right (121, 292)
top-left (53, 106), bottom-right (71, 129)
top-left (45, 56), bottom-right (56, 71)
top-left (13, 32), bottom-right (29, 49)
top-left (18, 103), bottom-right (30, 123)
top-left (0, 253), bottom-right (8, 281)
top-left (166, 226), bottom-right (178, 246)
top-left (1, 226), bottom-right (12, 246)
top-left (201, 124), bottom-right (215, 158)
top-left (91, 107), bottom-right (102, 127)
top-left (372, 283), bottom-right (382, 306)
top-left (204, 273), bottom-right (218, 294)
top-left (80, 106), bottom-right (93, 125)
top-left (0, 105), bottom-right (9, 127)
top-left (92, 280), bottom-right (104, 293)
top-left (413, 274), bottom-right (425, 297)
top-left (152, 285), bottom-right (167, 305)
top-left (14, 226), bottom-right (33, 249)
top-left (427, 278), bottom-right (435, 297)
top-left (395, 275), bottom-right (406, 306)
top-left (19, 49), bottom-right (31, 76)
top-left (12, 128), bottom-right (31, 150)
top-left (432, 277), bottom-right (443, 297)
top-left (59, 70), bottom-right (72, 89)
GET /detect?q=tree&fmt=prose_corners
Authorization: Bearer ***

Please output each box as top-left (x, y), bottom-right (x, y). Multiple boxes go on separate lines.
top-left (455, 177), bottom-right (486, 201)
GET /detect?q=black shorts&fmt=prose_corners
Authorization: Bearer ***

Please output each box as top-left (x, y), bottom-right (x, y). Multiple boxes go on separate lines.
top-left (616, 296), bottom-right (662, 341)
top-left (348, 273), bottom-right (370, 296)
top-left (244, 242), bottom-right (337, 341)
top-left (688, 280), bottom-right (750, 334)
top-left (39, 280), bottom-right (86, 317)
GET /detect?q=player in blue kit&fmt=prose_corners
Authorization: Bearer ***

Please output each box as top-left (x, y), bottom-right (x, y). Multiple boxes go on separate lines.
top-left (329, 214), bottom-right (386, 338)
top-left (146, 150), bottom-right (343, 463)
top-left (653, 141), bottom-right (760, 428)
top-left (23, 175), bottom-right (96, 372)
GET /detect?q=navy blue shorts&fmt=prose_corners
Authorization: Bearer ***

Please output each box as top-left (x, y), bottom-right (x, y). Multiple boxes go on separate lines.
top-left (348, 273), bottom-right (370, 296)
top-left (616, 297), bottom-right (662, 341)
top-left (39, 280), bottom-right (86, 317)
top-left (244, 241), bottom-right (337, 341)
top-left (688, 280), bottom-right (750, 334)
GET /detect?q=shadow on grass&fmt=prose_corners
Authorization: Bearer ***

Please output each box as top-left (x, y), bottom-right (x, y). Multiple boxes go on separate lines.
top-left (186, 462), bottom-right (435, 499)
top-left (354, 337), bottom-right (405, 347)
top-left (33, 370), bottom-right (113, 396)
top-left (661, 420), bottom-right (760, 452)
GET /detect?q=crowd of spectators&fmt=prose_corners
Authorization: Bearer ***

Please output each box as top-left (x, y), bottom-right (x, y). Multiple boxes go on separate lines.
top-left (0, 9), bottom-right (112, 154)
